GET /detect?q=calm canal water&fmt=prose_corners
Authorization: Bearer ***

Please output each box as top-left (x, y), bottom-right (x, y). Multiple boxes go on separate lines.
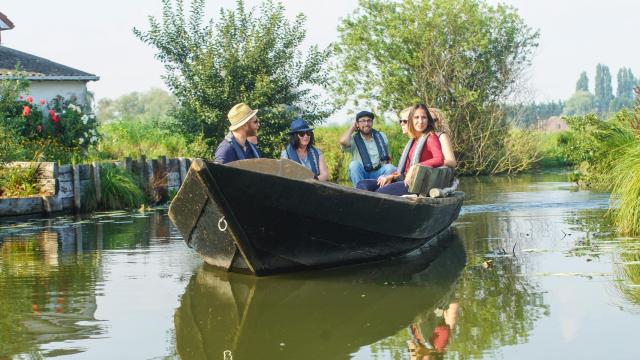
top-left (1, 172), bottom-right (639, 359)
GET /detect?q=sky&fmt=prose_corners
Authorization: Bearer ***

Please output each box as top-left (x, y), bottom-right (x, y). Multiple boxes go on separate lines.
top-left (1, 0), bottom-right (638, 107)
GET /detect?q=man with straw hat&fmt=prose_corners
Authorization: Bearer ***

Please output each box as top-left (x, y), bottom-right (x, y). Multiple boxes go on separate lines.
top-left (214, 103), bottom-right (261, 164)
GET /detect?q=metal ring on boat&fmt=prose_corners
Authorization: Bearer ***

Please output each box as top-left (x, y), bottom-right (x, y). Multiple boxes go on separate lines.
top-left (218, 216), bottom-right (228, 232)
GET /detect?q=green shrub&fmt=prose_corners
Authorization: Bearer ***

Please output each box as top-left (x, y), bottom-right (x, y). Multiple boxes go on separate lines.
top-left (536, 131), bottom-right (570, 168)
top-left (560, 113), bottom-right (636, 189)
top-left (0, 164), bottom-right (40, 198)
top-left (1, 79), bottom-right (98, 163)
top-left (99, 165), bottom-right (145, 210)
top-left (0, 124), bottom-right (26, 164)
top-left (492, 128), bottom-right (543, 174)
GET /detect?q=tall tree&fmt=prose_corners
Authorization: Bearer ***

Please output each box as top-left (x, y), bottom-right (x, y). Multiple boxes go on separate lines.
top-left (563, 90), bottom-right (596, 116)
top-left (610, 68), bottom-right (636, 112)
top-left (617, 68), bottom-right (636, 100)
top-left (333, 0), bottom-right (539, 174)
top-left (134, 0), bottom-right (331, 157)
top-left (594, 64), bottom-right (613, 114)
top-left (576, 71), bottom-right (589, 92)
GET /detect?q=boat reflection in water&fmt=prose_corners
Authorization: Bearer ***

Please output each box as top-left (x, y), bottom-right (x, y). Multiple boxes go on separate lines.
top-left (174, 230), bottom-right (466, 360)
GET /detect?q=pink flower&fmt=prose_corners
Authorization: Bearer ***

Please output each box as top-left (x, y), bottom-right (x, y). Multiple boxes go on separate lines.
top-left (19, 95), bottom-right (23, 100)
top-left (36, 125), bottom-right (42, 133)
top-left (49, 110), bottom-right (59, 123)
top-left (39, 99), bottom-right (46, 105)
top-left (26, 96), bottom-right (33, 103)
top-left (22, 105), bottom-right (31, 117)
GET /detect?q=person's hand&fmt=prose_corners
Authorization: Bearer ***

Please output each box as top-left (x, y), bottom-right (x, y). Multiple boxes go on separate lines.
top-left (351, 120), bottom-right (359, 132)
top-left (377, 174), bottom-right (394, 187)
top-left (404, 165), bottom-right (416, 187)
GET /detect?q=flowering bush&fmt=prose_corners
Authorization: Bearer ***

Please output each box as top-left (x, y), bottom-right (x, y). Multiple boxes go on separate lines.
top-left (44, 95), bottom-right (99, 149)
top-left (2, 93), bottom-right (99, 151)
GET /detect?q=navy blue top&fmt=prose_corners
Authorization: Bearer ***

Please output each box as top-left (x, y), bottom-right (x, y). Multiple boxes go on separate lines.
top-left (214, 134), bottom-right (260, 164)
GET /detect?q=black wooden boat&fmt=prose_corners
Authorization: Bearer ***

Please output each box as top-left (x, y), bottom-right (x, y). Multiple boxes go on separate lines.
top-left (168, 158), bottom-right (464, 275)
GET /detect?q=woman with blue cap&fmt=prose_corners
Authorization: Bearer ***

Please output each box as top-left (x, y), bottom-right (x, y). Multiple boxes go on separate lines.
top-left (281, 118), bottom-right (329, 181)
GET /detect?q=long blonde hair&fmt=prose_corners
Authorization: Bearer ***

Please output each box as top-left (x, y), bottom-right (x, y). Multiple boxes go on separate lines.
top-left (429, 107), bottom-right (451, 136)
top-left (399, 106), bottom-right (412, 121)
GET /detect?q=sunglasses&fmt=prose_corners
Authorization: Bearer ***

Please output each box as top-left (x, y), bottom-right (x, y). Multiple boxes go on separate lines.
top-left (399, 119), bottom-right (408, 125)
top-left (297, 131), bottom-right (313, 137)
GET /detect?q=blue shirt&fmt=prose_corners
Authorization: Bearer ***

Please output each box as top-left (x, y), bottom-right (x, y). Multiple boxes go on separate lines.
top-left (214, 135), bottom-right (260, 164)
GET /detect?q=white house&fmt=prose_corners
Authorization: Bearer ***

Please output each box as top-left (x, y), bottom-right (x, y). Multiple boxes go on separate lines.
top-left (0, 11), bottom-right (99, 105)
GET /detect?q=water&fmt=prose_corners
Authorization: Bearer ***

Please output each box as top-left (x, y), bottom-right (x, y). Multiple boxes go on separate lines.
top-left (1, 172), bottom-right (639, 359)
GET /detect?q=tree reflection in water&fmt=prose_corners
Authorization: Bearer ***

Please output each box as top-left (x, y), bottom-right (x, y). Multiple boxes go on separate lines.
top-left (0, 210), bottom-right (165, 358)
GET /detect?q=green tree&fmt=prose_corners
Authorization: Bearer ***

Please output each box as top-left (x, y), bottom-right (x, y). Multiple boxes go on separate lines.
top-left (610, 67), bottom-right (636, 112)
top-left (332, 0), bottom-right (539, 174)
top-left (134, 0), bottom-right (331, 158)
top-left (96, 88), bottom-right (177, 123)
top-left (563, 90), bottom-right (596, 116)
top-left (576, 71), bottom-right (589, 92)
top-left (595, 64), bottom-right (613, 114)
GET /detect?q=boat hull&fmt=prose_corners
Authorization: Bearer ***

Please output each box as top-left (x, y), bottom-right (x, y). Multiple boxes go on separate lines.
top-left (168, 159), bottom-right (464, 275)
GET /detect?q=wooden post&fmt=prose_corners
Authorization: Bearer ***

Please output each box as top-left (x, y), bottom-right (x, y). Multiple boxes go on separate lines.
top-left (73, 164), bottom-right (81, 212)
top-left (158, 156), bottom-right (167, 173)
top-left (148, 159), bottom-right (157, 202)
top-left (139, 155), bottom-right (147, 180)
top-left (179, 157), bottom-right (188, 185)
top-left (123, 157), bottom-right (132, 172)
top-left (93, 162), bottom-right (102, 205)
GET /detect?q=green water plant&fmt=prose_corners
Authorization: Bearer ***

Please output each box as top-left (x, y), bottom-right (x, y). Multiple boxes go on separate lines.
top-left (99, 165), bottom-right (145, 210)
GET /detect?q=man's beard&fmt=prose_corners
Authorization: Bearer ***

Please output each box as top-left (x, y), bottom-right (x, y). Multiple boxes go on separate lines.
top-left (359, 126), bottom-right (372, 135)
top-left (246, 127), bottom-right (258, 137)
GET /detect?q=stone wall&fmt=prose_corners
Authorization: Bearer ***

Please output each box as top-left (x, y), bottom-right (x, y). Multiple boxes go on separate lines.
top-left (0, 157), bottom-right (192, 217)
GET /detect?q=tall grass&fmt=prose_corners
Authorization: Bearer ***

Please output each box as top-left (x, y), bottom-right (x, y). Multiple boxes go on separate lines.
top-left (95, 117), bottom-right (189, 159)
top-left (0, 165), bottom-right (40, 198)
top-left (608, 140), bottom-right (640, 235)
top-left (99, 165), bottom-right (145, 210)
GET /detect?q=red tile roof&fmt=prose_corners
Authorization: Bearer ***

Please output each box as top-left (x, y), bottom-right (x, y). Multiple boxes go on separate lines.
top-left (0, 11), bottom-right (14, 30)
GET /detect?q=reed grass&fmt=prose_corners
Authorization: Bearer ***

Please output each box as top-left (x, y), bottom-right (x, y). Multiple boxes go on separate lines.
top-left (608, 139), bottom-right (640, 235)
top-left (99, 165), bottom-right (145, 210)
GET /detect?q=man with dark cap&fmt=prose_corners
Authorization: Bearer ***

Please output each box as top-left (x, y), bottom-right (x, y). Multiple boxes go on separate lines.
top-left (339, 110), bottom-right (396, 187)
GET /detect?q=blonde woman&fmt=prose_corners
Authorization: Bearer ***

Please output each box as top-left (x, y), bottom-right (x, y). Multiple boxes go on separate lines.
top-left (429, 108), bottom-right (457, 168)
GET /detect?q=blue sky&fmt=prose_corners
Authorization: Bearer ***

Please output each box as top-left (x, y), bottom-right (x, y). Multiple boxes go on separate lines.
top-left (1, 0), bottom-right (638, 106)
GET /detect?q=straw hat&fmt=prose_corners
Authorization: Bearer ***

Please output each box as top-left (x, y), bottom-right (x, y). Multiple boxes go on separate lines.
top-left (228, 103), bottom-right (258, 131)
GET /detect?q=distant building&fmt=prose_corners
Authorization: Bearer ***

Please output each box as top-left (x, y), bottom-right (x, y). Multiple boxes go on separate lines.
top-left (537, 116), bottom-right (568, 132)
top-left (0, 11), bottom-right (99, 105)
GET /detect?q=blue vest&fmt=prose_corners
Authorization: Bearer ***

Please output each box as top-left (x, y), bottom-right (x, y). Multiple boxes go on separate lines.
top-left (226, 132), bottom-right (260, 160)
top-left (353, 130), bottom-right (390, 172)
top-left (285, 144), bottom-right (320, 176)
